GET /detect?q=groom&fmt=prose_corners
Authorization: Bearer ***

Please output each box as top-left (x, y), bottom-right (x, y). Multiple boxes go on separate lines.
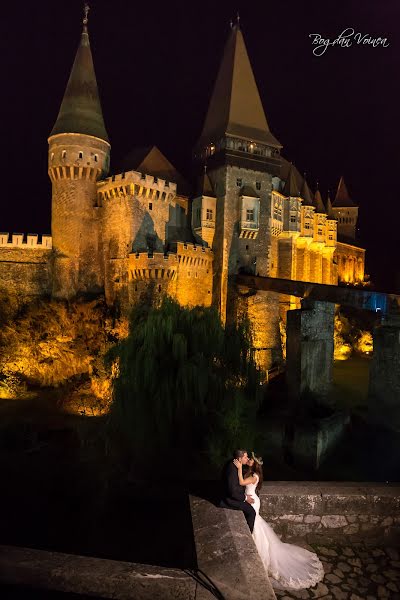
top-left (219, 449), bottom-right (256, 533)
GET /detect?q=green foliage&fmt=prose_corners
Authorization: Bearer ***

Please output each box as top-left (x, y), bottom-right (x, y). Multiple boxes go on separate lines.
top-left (107, 297), bottom-right (263, 469)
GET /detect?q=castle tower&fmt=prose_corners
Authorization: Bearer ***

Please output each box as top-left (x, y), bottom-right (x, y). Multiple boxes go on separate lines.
top-left (48, 5), bottom-right (110, 298)
top-left (279, 164), bottom-right (301, 280)
top-left (331, 176), bottom-right (358, 240)
top-left (194, 20), bottom-right (283, 369)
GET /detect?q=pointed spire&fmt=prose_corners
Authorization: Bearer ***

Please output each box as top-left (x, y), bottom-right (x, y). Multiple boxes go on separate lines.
top-left (197, 24), bottom-right (281, 149)
top-left (332, 176), bottom-right (357, 207)
top-left (313, 183), bottom-right (326, 214)
top-left (197, 172), bottom-right (216, 197)
top-left (326, 191), bottom-right (336, 219)
top-left (50, 3), bottom-right (109, 142)
top-left (300, 172), bottom-right (313, 206)
top-left (283, 163), bottom-right (300, 197)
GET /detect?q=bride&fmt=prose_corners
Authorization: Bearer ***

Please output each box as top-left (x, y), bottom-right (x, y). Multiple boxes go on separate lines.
top-left (233, 453), bottom-right (324, 590)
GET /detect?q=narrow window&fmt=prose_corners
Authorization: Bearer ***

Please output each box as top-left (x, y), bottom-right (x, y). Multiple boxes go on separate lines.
top-left (51, 152), bottom-right (54, 161)
top-left (245, 244), bottom-right (249, 250)
top-left (94, 154), bottom-right (98, 162)
top-left (78, 151), bottom-right (83, 159)
top-left (236, 178), bottom-right (242, 187)
top-left (290, 214), bottom-right (296, 223)
top-left (246, 208), bottom-right (255, 221)
top-left (158, 284), bottom-right (162, 292)
top-left (206, 208), bottom-right (213, 220)
top-left (149, 202), bottom-right (153, 211)
top-left (62, 150), bottom-right (66, 159)
top-left (256, 181), bottom-right (261, 191)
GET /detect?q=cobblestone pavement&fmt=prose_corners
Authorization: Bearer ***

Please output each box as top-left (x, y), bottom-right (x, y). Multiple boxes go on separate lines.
top-left (274, 543), bottom-right (400, 600)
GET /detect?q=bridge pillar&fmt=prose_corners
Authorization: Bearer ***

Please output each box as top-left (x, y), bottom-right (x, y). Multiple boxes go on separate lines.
top-left (368, 315), bottom-right (400, 432)
top-left (286, 299), bottom-right (335, 409)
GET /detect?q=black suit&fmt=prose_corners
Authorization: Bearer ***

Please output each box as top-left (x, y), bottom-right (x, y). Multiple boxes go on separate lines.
top-left (219, 460), bottom-right (256, 533)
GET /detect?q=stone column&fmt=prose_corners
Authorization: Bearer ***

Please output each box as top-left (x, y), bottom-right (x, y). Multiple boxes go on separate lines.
top-left (286, 299), bottom-right (335, 411)
top-left (368, 314), bottom-right (400, 432)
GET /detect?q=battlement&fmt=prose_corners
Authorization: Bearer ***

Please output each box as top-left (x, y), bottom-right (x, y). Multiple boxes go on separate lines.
top-left (97, 170), bottom-right (178, 204)
top-left (0, 233), bottom-right (52, 249)
top-left (128, 251), bottom-right (178, 281)
top-left (175, 242), bottom-right (213, 257)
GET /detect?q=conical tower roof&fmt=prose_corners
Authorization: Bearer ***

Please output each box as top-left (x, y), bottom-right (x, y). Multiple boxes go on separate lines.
top-left (196, 171), bottom-right (216, 197)
top-left (283, 164), bottom-right (301, 197)
top-left (300, 174), bottom-right (313, 206)
top-left (326, 193), bottom-right (336, 219)
top-left (333, 176), bottom-right (357, 207)
top-left (313, 186), bottom-right (326, 214)
top-left (50, 10), bottom-right (109, 143)
top-left (197, 24), bottom-right (281, 149)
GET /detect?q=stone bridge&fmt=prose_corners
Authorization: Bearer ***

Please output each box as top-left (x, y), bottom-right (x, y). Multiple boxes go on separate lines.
top-left (236, 274), bottom-right (400, 433)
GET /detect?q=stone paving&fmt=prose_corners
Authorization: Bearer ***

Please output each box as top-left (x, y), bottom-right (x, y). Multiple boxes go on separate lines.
top-left (274, 543), bottom-right (400, 600)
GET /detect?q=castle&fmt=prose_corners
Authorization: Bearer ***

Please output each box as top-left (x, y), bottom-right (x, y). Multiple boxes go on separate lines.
top-left (0, 12), bottom-right (365, 371)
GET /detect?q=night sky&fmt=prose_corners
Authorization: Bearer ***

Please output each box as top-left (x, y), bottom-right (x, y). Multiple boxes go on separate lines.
top-left (1, 0), bottom-right (399, 291)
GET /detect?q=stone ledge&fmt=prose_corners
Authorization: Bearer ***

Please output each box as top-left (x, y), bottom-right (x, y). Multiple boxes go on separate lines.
top-left (190, 495), bottom-right (276, 600)
top-left (0, 545), bottom-right (199, 600)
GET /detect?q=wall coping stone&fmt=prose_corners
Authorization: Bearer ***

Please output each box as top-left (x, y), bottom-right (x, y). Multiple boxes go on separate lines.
top-left (190, 495), bottom-right (276, 600)
top-left (0, 544), bottom-right (204, 600)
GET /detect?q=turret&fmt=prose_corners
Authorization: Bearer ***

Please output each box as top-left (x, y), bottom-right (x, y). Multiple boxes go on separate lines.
top-left (331, 176), bottom-right (358, 241)
top-left (48, 4), bottom-right (110, 298)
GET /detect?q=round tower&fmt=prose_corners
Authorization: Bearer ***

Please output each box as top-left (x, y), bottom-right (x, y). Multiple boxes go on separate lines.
top-left (48, 5), bottom-right (110, 298)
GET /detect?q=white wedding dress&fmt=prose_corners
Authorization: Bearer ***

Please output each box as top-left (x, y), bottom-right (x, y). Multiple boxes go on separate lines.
top-left (247, 475), bottom-right (324, 590)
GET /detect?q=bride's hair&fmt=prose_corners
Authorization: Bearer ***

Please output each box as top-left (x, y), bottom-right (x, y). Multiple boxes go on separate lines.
top-left (249, 460), bottom-right (263, 495)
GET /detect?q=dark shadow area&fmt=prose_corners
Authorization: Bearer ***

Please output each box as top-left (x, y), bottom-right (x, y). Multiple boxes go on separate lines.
top-left (0, 400), bottom-right (196, 570)
top-left (0, 585), bottom-right (109, 599)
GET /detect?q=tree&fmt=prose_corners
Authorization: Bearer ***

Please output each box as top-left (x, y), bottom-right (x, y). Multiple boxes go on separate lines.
top-left (107, 297), bottom-right (263, 471)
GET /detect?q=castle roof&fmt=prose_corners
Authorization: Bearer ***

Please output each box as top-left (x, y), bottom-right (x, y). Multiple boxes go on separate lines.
top-left (50, 16), bottom-right (109, 143)
top-left (332, 176), bottom-right (358, 207)
top-left (196, 24), bottom-right (281, 150)
top-left (326, 194), bottom-right (336, 220)
top-left (196, 172), bottom-right (216, 197)
top-left (300, 176), bottom-right (314, 206)
top-left (283, 164), bottom-right (301, 197)
top-left (313, 187), bottom-right (326, 214)
top-left (122, 146), bottom-right (189, 195)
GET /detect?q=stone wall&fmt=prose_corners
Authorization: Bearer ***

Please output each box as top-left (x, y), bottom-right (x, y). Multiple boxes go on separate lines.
top-left (0, 247), bottom-right (52, 300)
top-left (259, 482), bottom-right (400, 545)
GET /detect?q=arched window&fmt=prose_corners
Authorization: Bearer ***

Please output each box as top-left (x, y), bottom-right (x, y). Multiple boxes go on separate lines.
top-left (79, 151), bottom-right (83, 159)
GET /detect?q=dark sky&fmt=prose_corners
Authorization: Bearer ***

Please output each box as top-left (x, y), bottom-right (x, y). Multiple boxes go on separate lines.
top-left (1, 0), bottom-right (399, 291)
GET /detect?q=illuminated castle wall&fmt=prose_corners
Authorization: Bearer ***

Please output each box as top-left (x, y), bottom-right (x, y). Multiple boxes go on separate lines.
top-left (0, 14), bottom-right (366, 371)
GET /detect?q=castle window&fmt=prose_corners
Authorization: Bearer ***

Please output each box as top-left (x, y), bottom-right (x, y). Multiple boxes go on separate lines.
top-left (188, 271), bottom-right (191, 277)
top-left (256, 181), bottom-right (261, 190)
top-left (290, 214), bottom-right (296, 223)
top-left (246, 208), bottom-right (255, 221)
top-left (206, 208), bottom-right (213, 220)
top-left (61, 150), bottom-right (66, 159)
top-left (94, 154), bottom-right (98, 162)
top-left (158, 284), bottom-right (162, 292)
top-left (305, 222), bottom-right (310, 229)
top-left (51, 152), bottom-right (54, 161)
top-left (236, 178), bottom-right (242, 187)
top-left (318, 228), bottom-right (322, 235)
top-left (246, 244), bottom-right (249, 250)
top-left (329, 234), bottom-right (333, 240)
top-left (79, 151), bottom-right (83, 159)
top-left (149, 202), bottom-right (153, 211)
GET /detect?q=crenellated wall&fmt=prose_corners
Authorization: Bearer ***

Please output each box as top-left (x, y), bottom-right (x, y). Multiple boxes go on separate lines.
top-left (0, 235), bottom-right (52, 300)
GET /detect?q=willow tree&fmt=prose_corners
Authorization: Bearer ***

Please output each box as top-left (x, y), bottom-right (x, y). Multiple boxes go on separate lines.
top-left (107, 297), bottom-right (263, 468)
